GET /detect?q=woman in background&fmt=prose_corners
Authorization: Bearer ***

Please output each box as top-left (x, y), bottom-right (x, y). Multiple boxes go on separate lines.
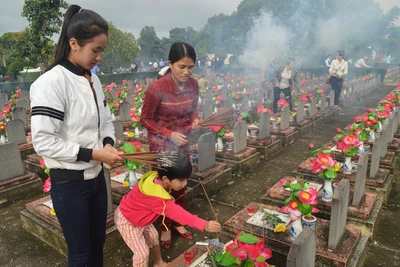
top-left (329, 50), bottom-right (348, 105)
top-left (272, 57), bottom-right (296, 113)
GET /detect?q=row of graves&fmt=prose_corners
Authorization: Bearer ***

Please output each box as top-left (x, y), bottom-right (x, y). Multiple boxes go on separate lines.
top-left (0, 71), bottom-right (388, 265)
top-left (384, 66), bottom-right (400, 83)
top-left (169, 83), bottom-right (400, 266)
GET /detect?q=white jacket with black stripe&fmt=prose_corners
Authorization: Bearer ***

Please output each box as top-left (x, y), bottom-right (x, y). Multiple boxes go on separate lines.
top-left (30, 59), bottom-right (115, 180)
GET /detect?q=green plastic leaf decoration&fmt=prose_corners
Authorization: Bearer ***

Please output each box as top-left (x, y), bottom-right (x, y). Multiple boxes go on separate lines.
top-left (324, 169), bottom-right (337, 179)
top-left (236, 233), bottom-right (261, 244)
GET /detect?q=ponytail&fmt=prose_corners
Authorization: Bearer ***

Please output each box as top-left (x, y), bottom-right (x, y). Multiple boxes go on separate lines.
top-left (46, 5), bottom-right (108, 72)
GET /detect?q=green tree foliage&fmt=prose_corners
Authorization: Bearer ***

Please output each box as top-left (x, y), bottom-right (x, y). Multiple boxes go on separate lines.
top-left (0, 32), bottom-right (20, 67)
top-left (6, 60), bottom-right (25, 78)
top-left (19, 0), bottom-right (68, 67)
top-left (139, 26), bottom-right (162, 62)
top-left (99, 22), bottom-right (140, 73)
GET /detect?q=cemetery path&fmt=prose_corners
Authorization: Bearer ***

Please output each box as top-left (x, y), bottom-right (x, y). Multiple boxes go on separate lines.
top-left (0, 84), bottom-right (399, 266)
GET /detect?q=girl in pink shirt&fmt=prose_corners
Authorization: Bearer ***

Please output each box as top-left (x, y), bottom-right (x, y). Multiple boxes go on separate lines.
top-left (114, 153), bottom-right (221, 266)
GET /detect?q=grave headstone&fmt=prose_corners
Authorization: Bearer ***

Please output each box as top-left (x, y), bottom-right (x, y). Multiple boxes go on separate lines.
top-left (128, 80), bottom-right (134, 88)
top-left (224, 96), bottom-right (233, 108)
top-left (380, 123), bottom-right (389, 159)
top-left (296, 101), bottom-right (304, 123)
top-left (369, 133), bottom-right (381, 178)
top-left (259, 112), bottom-right (271, 140)
top-left (220, 86), bottom-right (228, 100)
top-left (329, 91), bottom-right (335, 106)
top-left (12, 107), bottom-right (27, 125)
top-left (241, 94), bottom-right (250, 111)
top-left (320, 94), bottom-right (326, 112)
top-left (233, 121), bottom-right (247, 153)
top-left (287, 228), bottom-right (316, 267)
top-left (353, 152), bottom-right (368, 206)
top-left (112, 120), bottom-right (124, 144)
top-left (203, 90), bottom-right (213, 119)
top-left (6, 120), bottom-right (26, 145)
top-left (0, 142), bottom-right (25, 181)
top-left (16, 99), bottom-right (30, 111)
top-left (280, 106), bottom-right (290, 131)
top-left (328, 179), bottom-right (350, 250)
top-left (198, 132), bottom-right (216, 171)
top-left (309, 98), bottom-right (317, 117)
top-left (118, 102), bottom-right (131, 122)
top-left (103, 170), bottom-right (114, 214)
top-left (0, 94), bottom-right (5, 110)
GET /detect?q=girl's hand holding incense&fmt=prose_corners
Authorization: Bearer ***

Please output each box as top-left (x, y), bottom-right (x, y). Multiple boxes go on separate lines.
top-left (192, 119), bottom-right (200, 130)
top-left (205, 221), bottom-right (221, 232)
top-left (171, 132), bottom-right (188, 147)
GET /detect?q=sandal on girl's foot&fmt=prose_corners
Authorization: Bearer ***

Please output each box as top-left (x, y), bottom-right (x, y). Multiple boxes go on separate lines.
top-left (160, 239), bottom-right (172, 249)
top-left (177, 230), bottom-right (193, 240)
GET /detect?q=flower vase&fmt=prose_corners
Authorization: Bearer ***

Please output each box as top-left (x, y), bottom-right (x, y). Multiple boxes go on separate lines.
top-left (322, 179), bottom-right (334, 202)
top-left (0, 135), bottom-right (5, 144)
top-left (343, 156), bottom-right (353, 174)
top-left (302, 215), bottom-right (317, 229)
top-left (290, 219), bottom-right (303, 240)
top-left (216, 137), bottom-right (223, 152)
top-left (214, 107), bottom-right (218, 113)
top-left (134, 127), bottom-right (140, 137)
top-left (357, 142), bottom-right (364, 154)
top-left (232, 103), bottom-right (236, 109)
top-left (378, 121), bottom-right (383, 133)
top-left (111, 113), bottom-right (117, 121)
top-left (368, 130), bottom-right (376, 143)
top-left (129, 170), bottom-right (138, 188)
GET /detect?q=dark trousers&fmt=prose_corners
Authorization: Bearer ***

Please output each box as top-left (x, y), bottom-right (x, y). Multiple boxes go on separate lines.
top-left (50, 169), bottom-right (108, 267)
top-left (273, 86), bottom-right (292, 113)
top-left (330, 76), bottom-right (344, 105)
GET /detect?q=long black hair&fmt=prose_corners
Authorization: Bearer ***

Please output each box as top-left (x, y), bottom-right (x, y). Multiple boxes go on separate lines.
top-left (46, 5), bottom-right (108, 72)
top-left (168, 42), bottom-right (196, 65)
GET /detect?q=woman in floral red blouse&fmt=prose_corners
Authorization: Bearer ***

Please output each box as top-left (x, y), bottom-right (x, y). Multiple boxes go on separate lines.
top-left (140, 42), bottom-right (200, 248)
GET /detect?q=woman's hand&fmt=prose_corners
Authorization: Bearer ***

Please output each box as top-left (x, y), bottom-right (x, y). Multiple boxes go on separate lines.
top-left (205, 221), bottom-right (221, 232)
top-left (92, 144), bottom-right (124, 167)
top-left (192, 119), bottom-right (201, 130)
top-left (170, 132), bottom-right (188, 147)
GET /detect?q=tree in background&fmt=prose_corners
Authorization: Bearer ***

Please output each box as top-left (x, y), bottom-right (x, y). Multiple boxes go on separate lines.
top-left (139, 26), bottom-right (163, 62)
top-left (19, 0), bottom-right (68, 70)
top-left (0, 32), bottom-right (20, 68)
top-left (99, 22), bottom-right (140, 73)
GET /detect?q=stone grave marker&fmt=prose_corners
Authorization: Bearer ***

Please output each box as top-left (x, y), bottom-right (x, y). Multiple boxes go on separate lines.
top-left (259, 112), bottom-right (271, 140)
top-left (379, 123), bottom-right (389, 159)
top-left (118, 102), bottom-right (131, 122)
top-left (203, 89), bottom-right (213, 119)
top-left (198, 132), bottom-right (216, 171)
top-left (12, 107), bottom-right (27, 125)
top-left (103, 170), bottom-right (114, 214)
top-left (112, 120), bottom-right (124, 143)
top-left (0, 94), bottom-right (5, 110)
top-left (19, 91), bottom-right (30, 105)
top-left (0, 142), bottom-right (25, 181)
top-left (233, 120), bottom-right (247, 154)
top-left (287, 228), bottom-right (316, 267)
top-left (241, 94), bottom-right (250, 111)
top-left (6, 120), bottom-right (26, 145)
top-left (309, 98), bottom-right (317, 117)
top-left (329, 91), bottom-right (335, 106)
top-left (127, 90), bottom-right (133, 104)
top-left (280, 106), bottom-right (290, 131)
top-left (353, 152), bottom-right (368, 206)
top-left (16, 99), bottom-right (30, 111)
top-left (220, 86), bottom-right (228, 100)
top-left (320, 94), bottom-right (327, 112)
top-left (224, 96), bottom-right (233, 108)
top-left (369, 133), bottom-right (381, 178)
top-left (296, 101), bottom-right (304, 123)
top-left (328, 179), bottom-right (350, 250)
top-left (128, 80), bottom-right (133, 88)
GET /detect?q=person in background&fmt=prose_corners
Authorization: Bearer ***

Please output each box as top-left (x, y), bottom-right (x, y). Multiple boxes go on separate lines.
top-left (114, 152), bottom-right (221, 267)
top-left (130, 62), bottom-right (137, 72)
top-left (152, 61), bottom-right (159, 70)
top-left (386, 53), bottom-right (392, 64)
top-left (355, 55), bottom-right (370, 68)
top-left (324, 55), bottom-right (332, 72)
top-left (159, 59), bottom-right (165, 68)
top-left (30, 5), bottom-right (124, 266)
top-left (140, 42), bottom-right (201, 249)
top-left (374, 51), bottom-right (385, 67)
top-left (272, 57), bottom-right (296, 113)
top-left (329, 50), bottom-right (348, 105)
top-left (91, 64), bottom-right (100, 75)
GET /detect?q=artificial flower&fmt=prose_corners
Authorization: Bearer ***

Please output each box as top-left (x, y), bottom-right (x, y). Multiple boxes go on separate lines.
top-left (50, 208), bottom-right (56, 216)
top-left (127, 132), bottom-right (134, 138)
top-left (274, 224), bottom-right (287, 233)
top-left (122, 181), bottom-right (130, 187)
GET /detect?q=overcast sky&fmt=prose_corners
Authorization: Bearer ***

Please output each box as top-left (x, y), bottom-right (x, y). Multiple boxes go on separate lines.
top-left (0, 0), bottom-right (398, 39)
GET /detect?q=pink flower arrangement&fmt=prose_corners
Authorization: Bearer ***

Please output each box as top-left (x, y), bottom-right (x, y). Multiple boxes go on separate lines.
top-left (257, 105), bottom-right (273, 115)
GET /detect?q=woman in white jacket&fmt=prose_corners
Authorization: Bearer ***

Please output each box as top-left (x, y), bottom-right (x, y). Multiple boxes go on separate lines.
top-left (30, 5), bottom-right (123, 267)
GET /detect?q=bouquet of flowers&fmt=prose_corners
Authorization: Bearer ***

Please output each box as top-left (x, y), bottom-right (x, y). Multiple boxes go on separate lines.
top-left (0, 122), bottom-right (6, 135)
top-left (336, 129), bottom-right (362, 157)
top-left (209, 125), bottom-right (225, 138)
top-left (279, 179), bottom-right (320, 221)
top-left (309, 143), bottom-right (340, 180)
top-left (208, 232), bottom-right (272, 267)
top-left (257, 105), bottom-right (273, 115)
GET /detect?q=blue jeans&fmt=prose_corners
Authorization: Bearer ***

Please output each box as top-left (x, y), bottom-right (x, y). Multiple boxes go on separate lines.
top-left (50, 169), bottom-right (107, 267)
